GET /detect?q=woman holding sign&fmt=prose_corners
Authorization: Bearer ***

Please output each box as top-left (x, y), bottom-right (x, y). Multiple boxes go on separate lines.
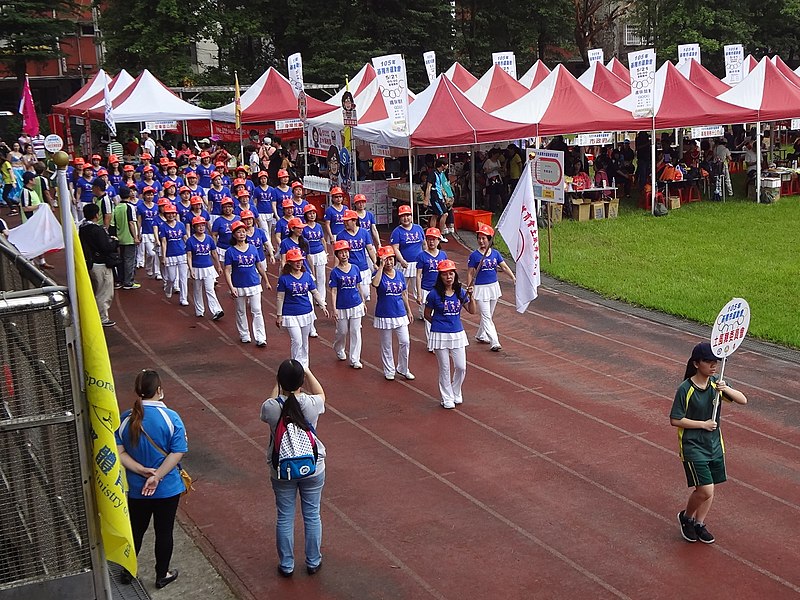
top-left (670, 342), bottom-right (747, 544)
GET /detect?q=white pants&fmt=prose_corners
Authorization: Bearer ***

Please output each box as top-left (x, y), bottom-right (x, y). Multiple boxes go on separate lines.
top-left (359, 268), bottom-right (372, 303)
top-left (257, 213), bottom-right (274, 238)
top-left (475, 298), bottom-right (499, 346)
top-left (378, 325), bottom-right (409, 377)
top-left (142, 234), bottom-right (161, 278)
top-left (192, 274), bottom-right (222, 317)
top-left (334, 316), bottom-right (362, 365)
top-left (163, 261), bottom-right (188, 304)
top-left (135, 240), bottom-right (144, 268)
top-left (287, 323), bottom-right (312, 368)
top-left (235, 292), bottom-right (266, 344)
top-left (435, 347), bottom-right (467, 406)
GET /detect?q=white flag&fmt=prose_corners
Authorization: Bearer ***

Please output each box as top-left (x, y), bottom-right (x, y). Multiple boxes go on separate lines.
top-left (497, 162), bottom-right (540, 313)
top-left (372, 54), bottom-right (409, 134)
top-left (423, 51), bottom-right (436, 84)
top-left (103, 76), bottom-right (116, 137)
top-left (8, 205), bottom-right (64, 259)
top-left (627, 48), bottom-right (656, 118)
top-left (288, 53), bottom-right (304, 98)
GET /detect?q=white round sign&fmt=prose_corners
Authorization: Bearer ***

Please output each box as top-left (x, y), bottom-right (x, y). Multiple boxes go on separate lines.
top-left (710, 297), bottom-right (750, 358)
top-left (44, 134), bottom-right (64, 153)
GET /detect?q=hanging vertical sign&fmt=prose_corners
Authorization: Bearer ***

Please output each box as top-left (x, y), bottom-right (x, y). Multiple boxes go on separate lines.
top-left (372, 54), bottom-right (410, 134)
top-left (423, 51), bottom-right (437, 84)
top-left (724, 44), bottom-right (744, 84)
top-left (287, 53), bottom-right (304, 98)
top-left (677, 43), bottom-right (701, 65)
top-left (627, 48), bottom-right (656, 118)
top-left (492, 52), bottom-right (517, 79)
top-left (588, 49), bottom-right (604, 65)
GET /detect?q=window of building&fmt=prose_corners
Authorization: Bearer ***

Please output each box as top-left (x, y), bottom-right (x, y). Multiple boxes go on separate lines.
top-left (79, 22), bottom-right (95, 37)
top-left (624, 25), bottom-right (644, 47)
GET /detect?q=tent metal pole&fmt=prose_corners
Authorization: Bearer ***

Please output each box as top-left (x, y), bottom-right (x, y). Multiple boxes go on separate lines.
top-left (651, 118), bottom-right (657, 216)
top-left (470, 150), bottom-right (476, 210)
top-left (408, 148), bottom-right (414, 220)
top-left (756, 122), bottom-right (761, 204)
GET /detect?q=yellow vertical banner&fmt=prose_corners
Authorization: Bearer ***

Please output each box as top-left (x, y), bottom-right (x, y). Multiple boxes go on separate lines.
top-left (234, 72), bottom-right (242, 130)
top-left (73, 226), bottom-right (138, 576)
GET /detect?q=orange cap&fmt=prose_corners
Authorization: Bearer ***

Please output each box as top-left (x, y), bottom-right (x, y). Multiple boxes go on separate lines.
top-left (285, 248), bottom-right (304, 262)
top-left (333, 240), bottom-right (350, 252)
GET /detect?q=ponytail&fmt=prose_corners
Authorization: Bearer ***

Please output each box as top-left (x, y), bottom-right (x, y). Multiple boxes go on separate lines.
top-left (279, 391), bottom-right (310, 432)
top-left (131, 369), bottom-right (162, 446)
top-left (683, 358), bottom-right (697, 382)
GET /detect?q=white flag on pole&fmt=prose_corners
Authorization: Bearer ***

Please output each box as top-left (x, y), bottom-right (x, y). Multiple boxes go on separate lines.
top-left (372, 54), bottom-right (410, 134)
top-left (103, 76), bottom-right (116, 137)
top-left (8, 205), bottom-right (64, 258)
top-left (288, 53), bottom-right (304, 98)
top-left (423, 51), bottom-right (436, 84)
top-left (497, 162), bottom-right (540, 313)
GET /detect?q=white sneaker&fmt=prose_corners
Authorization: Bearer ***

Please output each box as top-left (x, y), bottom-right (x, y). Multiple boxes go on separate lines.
top-left (441, 401), bottom-right (456, 409)
top-left (385, 372), bottom-right (395, 380)
top-left (351, 362), bottom-right (363, 369)
top-left (336, 350), bottom-right (346, 361)
top-left (310, 330), bottom-right (319, 338)
top-left (454, 397), bottom-right (463, 405)
top-left (398, 370), bottom-right (415, 381)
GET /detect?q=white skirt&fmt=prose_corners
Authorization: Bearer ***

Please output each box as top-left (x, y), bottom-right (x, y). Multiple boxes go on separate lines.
top-left (283, 311), bottom-right (316, 328)
top-left (374, 315), bottom-right (409, 329)
top-left (193, 266), bottom-right (217, 279)
top-left (472, 281), bottom-right (501, 302)
top-left (336, 304), bottom-right (366, 320)
top-left (429, 330), bottom-right (469, 350)
top-left (401, 262), bottom-right (417, 278)
top-left (309, 251), bottom-right (327, 266)
top-left (165, 254), bottom-right (187, 267)
top-left (236, 284), bottom-right (262, 297)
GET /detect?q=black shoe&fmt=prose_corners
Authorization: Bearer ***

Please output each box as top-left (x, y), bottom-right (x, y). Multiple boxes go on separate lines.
top-left (119, 569), bottom-right (133, 585)
top-left (694, 522), bottom-right (715, 544)
top-left (101, 320), bottom-right (116, 328)
top-left (678, 511), bottom-right (697, 543)
top-left (278, 566), bottom-right (293, 578)
top-left (155, 569), bottom-right (179, 589)
top-left (212, 310), bottom-right (224, 321)
top-left (306, 561), bottom-right (322, 575)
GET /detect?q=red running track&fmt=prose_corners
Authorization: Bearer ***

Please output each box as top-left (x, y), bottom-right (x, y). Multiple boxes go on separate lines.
top-left (91, 236), bottom-right (800, 600)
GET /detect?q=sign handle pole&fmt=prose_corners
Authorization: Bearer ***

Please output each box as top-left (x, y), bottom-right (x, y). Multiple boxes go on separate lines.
top-left (711, 356), bottom-right (727, 423)
top-left (547, 202), bottom-right (552, 264)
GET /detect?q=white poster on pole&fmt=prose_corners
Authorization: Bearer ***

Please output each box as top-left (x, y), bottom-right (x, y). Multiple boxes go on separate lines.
top-left (423, 51), bottom-right (437, 84)
top-left (288, 53), bottom-right (304, 98)
top-left (724, 44), bottom-right (744, 84)
top-left (307, 125), bottom-right (343, 157)
top-left (574, 132), bottom-right (614, 146)
top-left (627, 48), bottom-right (656, 118)
top-left (690, 125), bottom-right (724, 139)
top-left (588, 49), bottom-right (604, 65)
top-left (710, 297), bottom-right (750, 358)
top-left (677, 43), bottom-right (701, 65)
top-left (526, 148), bottom-right (564, 204)
top-left (372, 54), bottom-right (410, 134)
top-left (492, 52), bottom-right (517, 79)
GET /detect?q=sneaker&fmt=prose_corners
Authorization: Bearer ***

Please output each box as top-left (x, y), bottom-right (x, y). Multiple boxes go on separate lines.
top-left (677, 511), bottom-right (697, 543)
top-left (122, 283), bottom-right (141, 289)
top-left (490, 344), bottom-right (502, 352)
top-left (475, 336), bottom-right (490, 344)
top-left (256, 341), bottom-right (267, 348)
top-left (179, 301), bottom-right (189, 306)
top-left (155, 274), bottom-right (163, 281)
top-left (101, 320), bottom-right (116, 328)
top-left (212, 311), bottom-right (224, 321)
top-left (439, 236), bottom-right (449, 243)
top-left (453, 397), bottom-right (463, 405)
top-left (165, 291), bottom-right (173, 299)
top-left (155, 569), bottom-right (179, 589)
top-left (309, 331), bottom-right (319, 338)
top-left (694, 522), bottom-right (715, 544)
top-left (336, 350), bottom-right (347, 360)
top-left (398, 370), bottom-right (415, 381)
top-left (241, 338), bottom-right (251, 344)
top-left (441, 401), bottom-right (456, 409)
top-left (385, 372), bottom-right (395, 381)
top-left (351, 362), bottom-right (363, 369)
top-left (114, 283), bottom-right (122, 289)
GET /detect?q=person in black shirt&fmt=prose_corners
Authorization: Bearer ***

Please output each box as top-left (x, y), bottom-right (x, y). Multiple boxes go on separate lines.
top-left (79, 203), bottom-right (119, 327)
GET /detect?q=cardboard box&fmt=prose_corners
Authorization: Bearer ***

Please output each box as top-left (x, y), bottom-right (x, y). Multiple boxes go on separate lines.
top-left (547, 203), bottom-right (562, 224)
top-left (571, 201), bottom-right (590, 221)
top-left (668, 195), bottom-right (681, 210)
top-left (590, 201), bottom-right (605, 220)
top-left (605, 199), bottom-right (619, 219)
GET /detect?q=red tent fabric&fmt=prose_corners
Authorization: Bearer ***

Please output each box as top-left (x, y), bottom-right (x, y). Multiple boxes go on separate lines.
top-left (615, 61), bottom-right (756, 128)
top-left (518, 60), bottom-right (551, 89)
top-left (210, 67), bottom-right (331, 123)
top-left (464, 65), bottom-right (530, 112)
top-left (577, 62), bottom-right (631, 103)
top-left (64, 71), bottom-right (135, 116)
top-left (327, 63), bottom-right (377, 106)
top-left (444, 62), bottom-right (479, 92)
top-left (675, 59), bottom-right (730, 96)
top-left (52, 70), bottom-right (111, 115)
top-left (771, 55), bottom-right (800, 88)
top-left (494, 65), bottom-right (639, 135)
top-left (717, 57), bottom-right (800, 121)
top-left (352, 75), bottom-right (536, 149)
top-left (606, 57), bottom-right (630, 82)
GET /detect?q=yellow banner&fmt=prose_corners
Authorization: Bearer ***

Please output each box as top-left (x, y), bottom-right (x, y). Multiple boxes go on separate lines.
top-left (234, 72), bottom-right (242, 130)
top-left (73, 227), bottom-right (137, 576)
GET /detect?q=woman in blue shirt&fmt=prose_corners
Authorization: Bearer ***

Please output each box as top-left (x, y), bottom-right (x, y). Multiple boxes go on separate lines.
top-left (276, 248), bottom-right (329, 367)
top-left (241, 209), bottom-right (275, 273)
top-left (390, 204), bottom-right (425, 296)
top-left (224, 221), bottom-right (271, 346)
top-left (116, 369), bottom-right (187, 589)
top-left (159, 204), bottom-right (189, 305)
top-left (415, 227), bottom-right (448, 340)
top-left (185, 216), bottom-right (224, 320)
top-left (136, 188), bottom-right (162, 280)
top-left (323, 186), bottom-right (348, 243)
top-left (466, 223), bottom-right (516, 352)
top-left (253, 171), bottom-right (275, 235)
top-left (328, 240), bottom-right (365, 368)
top-left (352, 193), bottom-right (381, 248)
top-left (211, 198), bottom-right (240, 262)
top-left (372, 245), bottom-right (415, 381)
top-left (302, 204), bottom-right (329, 306)
top-left (337, 210), bottom-right (377, 304)
top-left (425, 260), bottom-right (476, 408)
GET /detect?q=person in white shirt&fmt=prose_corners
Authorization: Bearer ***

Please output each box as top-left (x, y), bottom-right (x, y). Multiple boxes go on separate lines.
top-left (141, 129), bottom-right (157, 157)
top-left (712, 138), bottom-right (733, 196)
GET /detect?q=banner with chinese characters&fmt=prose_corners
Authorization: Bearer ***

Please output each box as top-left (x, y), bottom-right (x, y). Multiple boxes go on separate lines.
top-left (492, 52), bottom-right (517, 79)
top-left (307, 125), bottom-right (343, 157)
top-left (372, 54), bottom-right (410, 134)
top-left (288, 53), bottom-right (304, 98)
top-left (724, 44), bottom-right (744, 84)
top-left (627, 49), bottom-right (656, 118)
top-left (678, 43), bottom-right (701, 64)
top-left (690, 125), bottom-right (724, 139)
top-left (587, 49), bottom-right (604, 65)
top-left (574, 132), bottom-right (614, 146)
top-left (424, 51), bottom-right (437, 84)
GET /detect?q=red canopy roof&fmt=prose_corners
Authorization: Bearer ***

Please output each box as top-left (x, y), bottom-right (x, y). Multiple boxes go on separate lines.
top-left (675, 59), bottom-right (730, 96)
top-left (464, 65), bottom-right (530, 112)
top-left (606, 57), bottom-right (630, 82)
top-left (717, 57), bottom-right (800, 121)
top-left (64, 71), bottom-right (135, 116)
top-left (577, 62), bottom-right (631, 103)
top-left (444, 62), bottom-right (479, 92)
top-left (52, 70), bottom-right (110, 115)
top-left (519, 60), bottom-right (551, 89)
top-left (771, 55), bottom-right (800, 88)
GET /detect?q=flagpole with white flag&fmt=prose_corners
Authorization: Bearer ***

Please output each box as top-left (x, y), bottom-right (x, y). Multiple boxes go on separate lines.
top-left (103, 76), bottom-right (116, 138)
top-left (497, 161), bottom-right (541, 313)
top-left (234, 71), bottom-right (243, 164)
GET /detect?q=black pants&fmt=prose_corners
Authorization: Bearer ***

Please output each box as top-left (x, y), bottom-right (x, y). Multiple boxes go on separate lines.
top-left (128, 494), bottom-right (180, 578)
top-left (2, 184), bottom-right (18, 207)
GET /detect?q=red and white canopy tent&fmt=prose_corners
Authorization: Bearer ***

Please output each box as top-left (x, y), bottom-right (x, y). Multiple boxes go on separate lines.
top-left (444, 62), bottom-right (479, 92)
top-left (770, 55), bottom-right (800, 88)
top-left (606, 57), bottom-right (630, 82)
top-left (326, 63), bottom-right (377, 106)
top-left (308, 78), bottom-right (390, 128)
top-left (577, 62), bottom-right (631, 103)
top-left (518, 60), bottom-right (551, 90)
top-left (464, 64), bottom-right (530, 112)
top-left (52, 70), bottom-right (111, 115)
top-left (675, 59), bottom-right (730, 96)
top-left (493, 65), bottom-right (639, 135)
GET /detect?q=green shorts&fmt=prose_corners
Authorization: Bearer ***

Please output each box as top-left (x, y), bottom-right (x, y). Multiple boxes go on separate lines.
top-left (683, 457), bottom-right (727, 487)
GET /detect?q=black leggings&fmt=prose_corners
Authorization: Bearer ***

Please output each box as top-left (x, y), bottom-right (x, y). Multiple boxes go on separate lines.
top-left (128, 494), bottom-right (181, 578)
top-left (2, 184), bottom-right (17, 207)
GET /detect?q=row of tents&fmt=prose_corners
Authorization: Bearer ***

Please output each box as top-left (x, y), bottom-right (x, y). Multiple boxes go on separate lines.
top-left (51, 54), bottom-right (800, 152)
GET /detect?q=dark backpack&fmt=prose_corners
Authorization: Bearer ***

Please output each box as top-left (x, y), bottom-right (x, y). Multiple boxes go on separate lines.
top-left (271, 398), bottom-right (318, 480)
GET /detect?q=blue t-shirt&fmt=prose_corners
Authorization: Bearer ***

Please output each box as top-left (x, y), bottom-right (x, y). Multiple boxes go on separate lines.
top-left (291, 199), bottom-right (308, 218)
top-left (246, 227), bottom-right (269, 262)
top-left (277, 271), bottom-right (317, 316)
top-left (374, 269), bottom-right (407, 318)
top-left (234, 203), bottom-right (259, 219)
top-left (174, 200), bottom-right (193, 222)
top-left (328, 265), bottom-right (363, 310)
top-left (468, 248), bottom-right (504, 285)
top-left (196, 163), bottom-right (214, 188)
top-left (274, 217), bottom-right (292, 240)
top-left (158, 221), bottom-right (187, 257)
top-left (303, 222), bottom-right (325, 255)
top-left (115, 401), bottom-right (189, 500)
top-left (336, 228), bottom-right (371, 271)
top-left (136, 179), bottom-right (162, 196)
top-left (426, 287), bottom-right (468, 333)
top-left (76, 177), bottom-right (94, 203)
top-left (185, 184), bottom-right (205, 199)
top-left (181, 208), bottom-right (210, 231)
top-left (253, 185), bottom-right (273, 214)
top-left (211, 215), bottom-right (240, 250)
top-left (324, 204), bottom-right (348, 239)
top-left (358, 210), bottom-right (377, 233)
top-left (136, 200), bottom-right (159, 235)
top-left (416, 249), bottom-right (448, 291)
top-left (207, 186), bottom-right (231, 215)
top-left (270, 186), bottom-right (293, 210)
top-left (164, 175), bottom-right (184, 189)
top-left (186, 234), bottom-right (216, 268)
top-left (390, 224), bottom-right (425, 263)
top-left (225, 244), bottom-right (261, 288)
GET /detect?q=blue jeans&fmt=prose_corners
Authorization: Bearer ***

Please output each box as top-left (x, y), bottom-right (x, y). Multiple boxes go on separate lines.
top-left (271, 470), bottom-right (325, 571)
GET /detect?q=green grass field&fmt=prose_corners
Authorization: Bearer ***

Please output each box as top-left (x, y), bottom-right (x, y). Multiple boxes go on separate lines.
top-left (495, 192), bottom-right (800, 348)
